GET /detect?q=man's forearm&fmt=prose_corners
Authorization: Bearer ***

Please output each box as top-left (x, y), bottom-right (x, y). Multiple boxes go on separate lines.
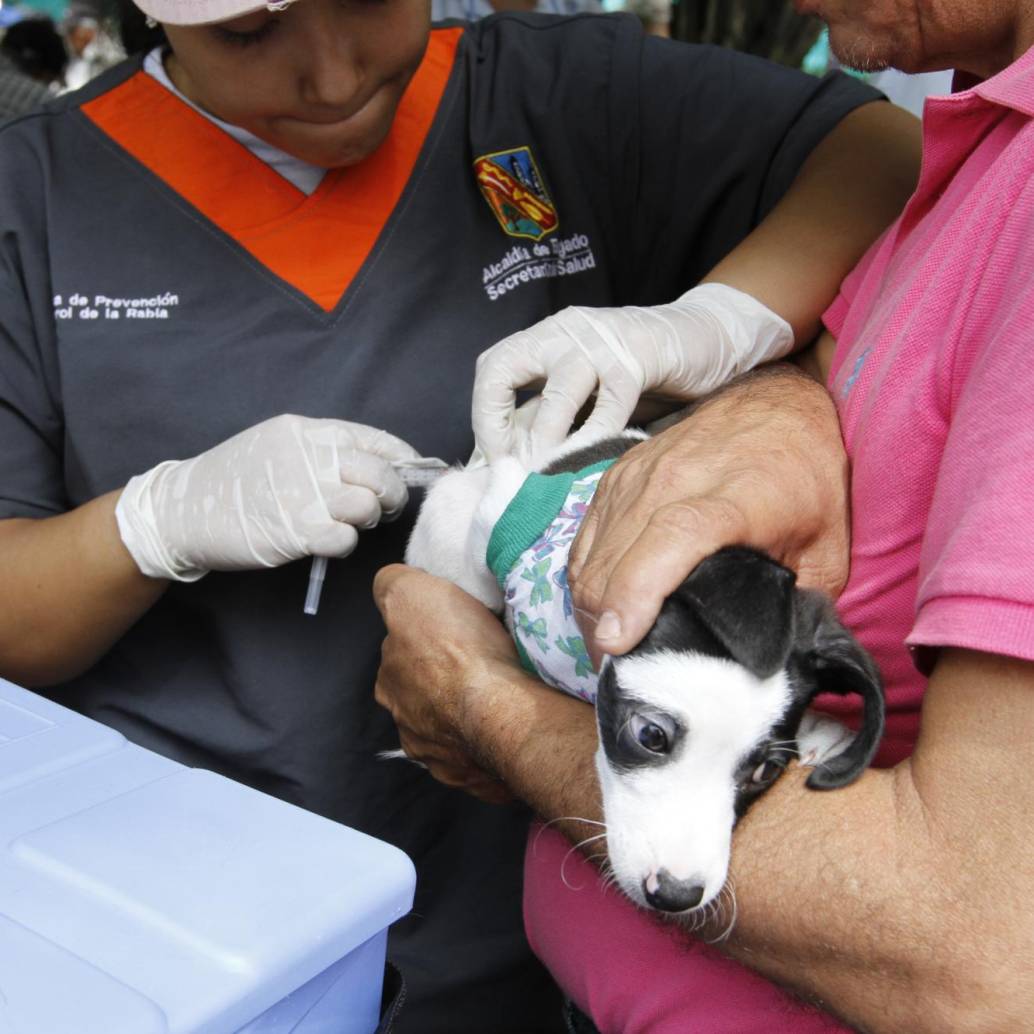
top-left (0, 492), bottom-right (166, 686)
top-left (461, 658), bottom-right (604, 843)
top-left (720, 762), bottom-right (940, 1031)
top-left (724, 760), bottom-right (1019, 1034)
top-left (719, 649), bottom-right (1034, 1034)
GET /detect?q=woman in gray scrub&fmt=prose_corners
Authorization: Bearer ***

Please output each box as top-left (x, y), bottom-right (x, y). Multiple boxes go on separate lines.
top-left (0, 1), bottom-right (919, 1028)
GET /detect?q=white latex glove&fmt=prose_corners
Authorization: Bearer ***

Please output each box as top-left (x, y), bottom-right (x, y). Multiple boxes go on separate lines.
top-left (116, 415), bottom-right (420, 581)
top-left (471, 283), bottom-right (794, 462)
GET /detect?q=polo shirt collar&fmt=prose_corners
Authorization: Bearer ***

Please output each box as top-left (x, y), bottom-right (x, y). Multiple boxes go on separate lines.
top-left (947, 42), bottom-right (1034, 116)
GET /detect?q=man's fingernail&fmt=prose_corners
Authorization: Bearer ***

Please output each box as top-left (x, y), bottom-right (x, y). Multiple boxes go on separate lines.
top-left (595, 610), bottom-right (622, 642)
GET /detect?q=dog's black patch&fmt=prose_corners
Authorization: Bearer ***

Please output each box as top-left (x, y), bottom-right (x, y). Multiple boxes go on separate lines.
top-left (635, 587), bottom-right (733, 662)
top-left (675, 547), bottom-right (798, 679)
top-left (789, 590), bottom-right (885, 789)
top-left (597, 663), bottom-right (686, 774)
top-left (631, 546), bottom-right (798, 672)
top-left (730, 698), bottom-right (810, 820)
top-left (540, 433), bottom-right (644, 475)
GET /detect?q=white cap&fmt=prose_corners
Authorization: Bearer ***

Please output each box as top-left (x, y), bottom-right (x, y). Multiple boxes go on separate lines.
top-left (136, 0), bottom-right (297, 26)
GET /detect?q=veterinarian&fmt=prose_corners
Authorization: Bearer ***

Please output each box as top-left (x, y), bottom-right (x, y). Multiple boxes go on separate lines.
top-left (0, 0), bottom-right (921, 1029)
top-left (375, 1), bottom-right (1034, 1031)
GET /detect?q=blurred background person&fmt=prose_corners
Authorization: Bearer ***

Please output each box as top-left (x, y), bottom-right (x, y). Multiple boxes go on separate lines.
top-left (0, 29), bottom-right (50, 118)
top-left (432, 0), bottom-right (601, 20)
top-left (0, 16), bottom-right (67, 89)
top-left (61, 1), bottom-right (123, 91)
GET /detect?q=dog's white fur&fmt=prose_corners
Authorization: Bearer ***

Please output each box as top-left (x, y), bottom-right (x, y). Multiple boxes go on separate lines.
top-left (405, 457), bottom-right (525, 611)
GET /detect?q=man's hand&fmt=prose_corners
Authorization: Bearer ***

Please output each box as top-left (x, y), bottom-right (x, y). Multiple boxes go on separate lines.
top-left (569, 365), bottom-right (850, 661)
top-left (373, 564), bottom-right (519, 805)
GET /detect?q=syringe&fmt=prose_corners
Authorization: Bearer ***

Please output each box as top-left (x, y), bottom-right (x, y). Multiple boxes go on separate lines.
top-left (303, 456), bottom-right (450, 616)
top-left (303, 556), bottom-right (329, 616)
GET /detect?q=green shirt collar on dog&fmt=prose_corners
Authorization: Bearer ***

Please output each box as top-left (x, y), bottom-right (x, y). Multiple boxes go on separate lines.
top-left (486, 458), bottom-right (615, 589)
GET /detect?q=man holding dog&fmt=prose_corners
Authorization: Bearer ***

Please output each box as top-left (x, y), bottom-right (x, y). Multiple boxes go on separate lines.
top-left (374, 1), bottom-right (1034, 1030)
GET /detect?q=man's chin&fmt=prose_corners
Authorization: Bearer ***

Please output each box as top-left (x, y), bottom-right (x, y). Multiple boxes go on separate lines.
top-left (834, 53), bottom-right (892, 73)
top-left (827, 31), bottom-right (896, 74)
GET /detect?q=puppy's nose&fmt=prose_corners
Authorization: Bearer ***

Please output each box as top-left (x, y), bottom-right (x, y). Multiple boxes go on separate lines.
top-left (643, 869), bottom-right (705, 913)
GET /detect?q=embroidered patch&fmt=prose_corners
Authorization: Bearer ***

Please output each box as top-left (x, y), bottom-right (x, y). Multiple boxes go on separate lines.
top-left (474, 146), bottom-right (559, 241)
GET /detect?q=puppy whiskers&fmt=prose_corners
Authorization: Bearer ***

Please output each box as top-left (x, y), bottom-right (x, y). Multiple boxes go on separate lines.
top-left (532, 816), bottom-right (607, 857)
top-left (597, 864), bottom-right (620, 897)
top-left (559, 832), bottom-right (608, 891)
top-left (539, 816), bottom-right (607, 830)
top-left (703, 879), bottom-right (738, 944)
top-left (690, 897), bottom-right (718, 935)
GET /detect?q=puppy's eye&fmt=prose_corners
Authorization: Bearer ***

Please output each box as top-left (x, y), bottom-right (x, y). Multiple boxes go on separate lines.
top-left (750, 759), bottom-right (783, 785)
top-left (631, 716), bottom-right (670, 754)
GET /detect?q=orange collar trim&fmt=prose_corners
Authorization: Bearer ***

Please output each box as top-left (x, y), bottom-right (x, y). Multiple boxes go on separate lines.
top-left (83, 28), bottom-right (462, 312)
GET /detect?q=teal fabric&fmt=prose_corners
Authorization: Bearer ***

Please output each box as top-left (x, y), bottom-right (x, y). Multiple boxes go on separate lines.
top-left (486, 459), bottom-right (614, 589)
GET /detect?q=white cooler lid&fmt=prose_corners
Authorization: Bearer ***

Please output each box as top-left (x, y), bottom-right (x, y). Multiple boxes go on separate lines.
top-left (0, 679), bottom-right (415, 1034)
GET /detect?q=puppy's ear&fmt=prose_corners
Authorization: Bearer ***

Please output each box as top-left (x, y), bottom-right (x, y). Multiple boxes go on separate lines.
top-left (679, 547), bottom-right (797, 679)
top-left (795, 592), bottom-right (886, 790)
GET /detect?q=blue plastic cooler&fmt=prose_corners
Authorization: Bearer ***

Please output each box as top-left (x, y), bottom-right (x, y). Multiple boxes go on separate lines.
top-left (0, 678), bottom-right (416, 1034)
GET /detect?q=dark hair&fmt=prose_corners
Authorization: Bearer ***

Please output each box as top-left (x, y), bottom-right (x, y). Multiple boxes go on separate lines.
top-left (0, 17), bottom-right (69, 83)
top-left (107, 0), bottom-right (167, 54)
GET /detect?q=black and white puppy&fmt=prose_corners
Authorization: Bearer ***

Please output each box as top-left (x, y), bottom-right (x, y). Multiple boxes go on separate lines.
top-left (405, 430), bottom-right (884, 915)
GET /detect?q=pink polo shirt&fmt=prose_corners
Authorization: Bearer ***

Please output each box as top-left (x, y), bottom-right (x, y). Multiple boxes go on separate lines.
top-left (524, 45), bottom-right (1034, 1033)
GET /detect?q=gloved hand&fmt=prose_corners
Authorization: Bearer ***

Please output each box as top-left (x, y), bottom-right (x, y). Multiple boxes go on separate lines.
top-left (115, 415), bottom-right (419, 581)
top-left (471, 283), bottom-right (794, 462)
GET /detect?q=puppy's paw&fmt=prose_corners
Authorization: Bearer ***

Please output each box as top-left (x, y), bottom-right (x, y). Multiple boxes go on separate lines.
top-left (795, 711), bottom-right (856, 768)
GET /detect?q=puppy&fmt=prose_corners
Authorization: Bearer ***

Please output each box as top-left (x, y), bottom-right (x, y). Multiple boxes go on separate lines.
top-left (405, 430), bottom-right (884, 915)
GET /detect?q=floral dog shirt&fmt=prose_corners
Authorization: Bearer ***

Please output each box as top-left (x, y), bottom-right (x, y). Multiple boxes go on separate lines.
top-left (486, 459), bottom-right (614, 704)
